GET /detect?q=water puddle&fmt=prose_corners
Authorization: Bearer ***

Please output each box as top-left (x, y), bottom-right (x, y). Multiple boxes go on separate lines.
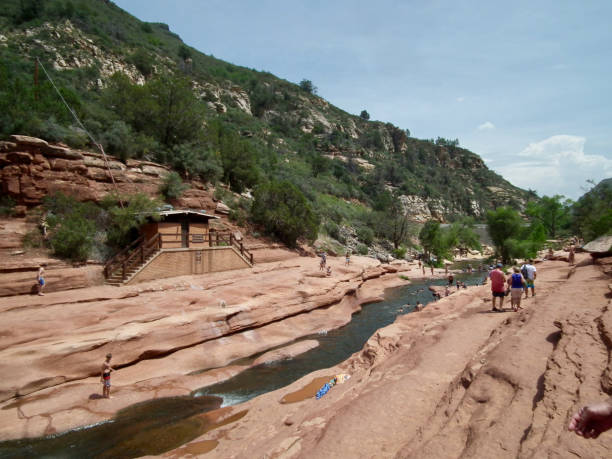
top-left (0, 272), bottom-right (482, 457)
top-left (280, 376), bottom-right (333, 404)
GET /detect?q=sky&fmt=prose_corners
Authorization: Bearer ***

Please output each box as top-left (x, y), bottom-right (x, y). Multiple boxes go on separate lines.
top-left (113, 0), bottom-right (612, 200)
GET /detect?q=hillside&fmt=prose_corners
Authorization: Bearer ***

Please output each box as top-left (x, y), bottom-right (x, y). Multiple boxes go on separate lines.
top-left (0, 0), bottom-right (532, 251)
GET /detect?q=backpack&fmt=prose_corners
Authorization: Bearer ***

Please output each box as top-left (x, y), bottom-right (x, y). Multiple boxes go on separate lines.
top-left (521, 265), bottom-right (529, 278)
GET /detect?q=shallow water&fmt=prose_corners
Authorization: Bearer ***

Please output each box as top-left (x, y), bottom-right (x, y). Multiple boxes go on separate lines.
top-left (0, 272), bottom-right (482, 458)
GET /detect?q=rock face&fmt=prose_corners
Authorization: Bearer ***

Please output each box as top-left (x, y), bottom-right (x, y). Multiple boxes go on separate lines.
top-left (0, 135), bottom-right (170, 207)
top-left (0, 254), bottom-right (410, 440)
top-left (173, 254), bottom-right (612, 459)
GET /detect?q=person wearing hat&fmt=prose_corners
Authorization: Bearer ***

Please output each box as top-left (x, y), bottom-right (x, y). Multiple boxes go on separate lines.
top-left (489, 263), bottom-right (506, 312)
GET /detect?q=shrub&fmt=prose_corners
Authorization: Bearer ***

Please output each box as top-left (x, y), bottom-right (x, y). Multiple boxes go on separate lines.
top-left (102, 193), bottom-right (161, 249)
top-left (0, 195), bottom-right (15, 217)
top-left (356, 227), bottom-right (374, 245)
top-left (250, 180), bottom-right (319, 247)
top-left (43, 193), bottom-right (101, 261)
top-left (392, 246), bottom-right (407, 259)
top-left (357, 243), bottom-right (369, 255)
top-left (159, 172), bottom-right (188, 200)
top-left (323, 220), bottom-right (340, 240)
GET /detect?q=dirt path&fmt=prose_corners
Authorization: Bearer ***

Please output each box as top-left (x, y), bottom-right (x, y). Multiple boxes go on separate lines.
top-left (175, 254), bottom-right (612, 458)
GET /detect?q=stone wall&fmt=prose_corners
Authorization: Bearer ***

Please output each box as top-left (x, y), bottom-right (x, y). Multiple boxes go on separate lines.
top-left (127, 247), bottom-right (251, 284)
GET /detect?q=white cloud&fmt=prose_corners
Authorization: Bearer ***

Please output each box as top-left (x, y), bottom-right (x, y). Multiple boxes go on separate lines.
top-left (477, 121), bottom-right (495, 130)
top-left (456, 96), bottom-right (465, 103)
top-left (495, 135), bottom-right (612, 199)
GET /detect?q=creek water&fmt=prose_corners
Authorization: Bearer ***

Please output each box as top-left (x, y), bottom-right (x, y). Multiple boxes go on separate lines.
top-left (0, 271), bottom-right (483, 458)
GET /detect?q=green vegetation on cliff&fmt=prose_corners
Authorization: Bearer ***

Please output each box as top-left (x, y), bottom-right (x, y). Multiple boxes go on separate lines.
top-left (0, 0), bottom-right (533, 249)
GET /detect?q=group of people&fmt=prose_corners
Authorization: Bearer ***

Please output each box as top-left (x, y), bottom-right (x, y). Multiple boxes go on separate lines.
top-left (318, 250), bottom-right (352, 276)
top-left (488, 260), bottom-right (537, 312)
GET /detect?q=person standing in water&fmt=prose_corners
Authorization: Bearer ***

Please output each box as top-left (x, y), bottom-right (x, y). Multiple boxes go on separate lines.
top-left (101, 353), bottom-right (114, 399)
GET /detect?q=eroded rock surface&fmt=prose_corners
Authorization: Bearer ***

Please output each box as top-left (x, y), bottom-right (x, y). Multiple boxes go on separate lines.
top-left (170, 254), bottom-right (612, 458)
top-left (0, 254), bottom-right (414, 440)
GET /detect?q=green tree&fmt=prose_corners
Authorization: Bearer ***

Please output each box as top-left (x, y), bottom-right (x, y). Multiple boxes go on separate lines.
top-left (250, 180), bottom-right (319, 247)
top-left (445, 217), bottom-right (482, 252)
top-left (486, 207), bottom-right (544, 263)
top-left (299, 79), bottom-right (317, 95)
top-left (360, 110), bottom-right (370, 120)
top-left (525, 195), bottom-right (572, 239)
top-left (146, 74), bottom-right (205, 147)
top-left (571, 179), bottom-right (612, 241)
top-left (486, 207), bottom-right (523, 263)
top-left (419, 220), bottom-right (449, 263)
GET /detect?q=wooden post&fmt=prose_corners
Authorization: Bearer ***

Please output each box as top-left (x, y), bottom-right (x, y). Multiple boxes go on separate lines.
top-left (140, 245), bottom-right (144, 263)
top-left (240, 242), bottom-right (244, 255)
top-left (216, 232), bottom-right (219, 246)
top-left (250, 253), bottom-right (253, 264)
top-left (230, 233), bottom-right (234, 245)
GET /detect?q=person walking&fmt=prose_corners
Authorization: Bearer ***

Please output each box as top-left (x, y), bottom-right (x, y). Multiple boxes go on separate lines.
top-left (507, 267), bottom-right (526, 311)
top-left (489, 263), bottom-right (506, 312)
top-left (521, 259), bottom-right (537, 298)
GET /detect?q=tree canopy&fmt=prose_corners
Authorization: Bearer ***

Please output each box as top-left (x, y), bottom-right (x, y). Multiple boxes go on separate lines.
top-left (250, 180), bottom-right (320, 247)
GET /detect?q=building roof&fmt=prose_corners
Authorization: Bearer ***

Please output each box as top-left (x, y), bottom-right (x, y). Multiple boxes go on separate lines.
top-left (158, 210), bottom-right (219, 220)
top-left (140, 209), bottom-right (220, 222)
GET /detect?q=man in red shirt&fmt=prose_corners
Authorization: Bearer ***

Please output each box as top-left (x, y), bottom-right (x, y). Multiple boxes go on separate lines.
top-left (489, 263), bottom-right (506, 312)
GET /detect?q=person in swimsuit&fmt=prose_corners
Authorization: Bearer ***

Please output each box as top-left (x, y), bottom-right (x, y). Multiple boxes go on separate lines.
top-left (101, 353), bottom-right (114, 398)
top-left (507, 267), bottom-right (526, 311)
top-left (345, 250), bottom-right (351, 266)
top-left (37, 265), bottom-right (45, 296)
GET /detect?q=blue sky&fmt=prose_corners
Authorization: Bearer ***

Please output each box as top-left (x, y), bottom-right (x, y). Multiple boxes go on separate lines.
top-left (114, 0), bottom-right (612, 200)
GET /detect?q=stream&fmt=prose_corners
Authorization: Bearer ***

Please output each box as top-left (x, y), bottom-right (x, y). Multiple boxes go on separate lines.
top-left (0, 271), bottom-right (484, 458)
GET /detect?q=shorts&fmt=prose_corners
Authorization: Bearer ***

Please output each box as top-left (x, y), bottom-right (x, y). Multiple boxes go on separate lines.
top-left (39, 278), bottom-right (45, 286)
top-left (103, 378), bottom-right (111, 387)
top-left (511, 288), bottom-right (523, 300)
top-left (526, 281), bottom-right (534, 288)
top-left (492, 291), bottom-right (505, 298)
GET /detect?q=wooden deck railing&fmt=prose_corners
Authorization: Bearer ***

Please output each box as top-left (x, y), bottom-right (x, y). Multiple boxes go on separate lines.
top-left (104, 231), bottom-right (254, 282)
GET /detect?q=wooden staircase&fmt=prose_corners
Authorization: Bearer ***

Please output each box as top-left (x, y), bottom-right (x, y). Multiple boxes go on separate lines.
top-left (103, 234), bottom-right (162, 286)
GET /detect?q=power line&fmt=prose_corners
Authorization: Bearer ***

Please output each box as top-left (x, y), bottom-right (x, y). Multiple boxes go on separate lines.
top-left (35, 57), bottom-right (124, 208)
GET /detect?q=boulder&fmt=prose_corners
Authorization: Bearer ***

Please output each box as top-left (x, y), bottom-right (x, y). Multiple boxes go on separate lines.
top-left (10, 135), bottom-right (49, 148)
top-left (0, 141), bottom-right (17, 152)
top-left (215, 202), bottom-right (231, 215)
top-left (583, 235), bottom-right (612, 256)
top-left (43, 145), bottom-right (84, 160)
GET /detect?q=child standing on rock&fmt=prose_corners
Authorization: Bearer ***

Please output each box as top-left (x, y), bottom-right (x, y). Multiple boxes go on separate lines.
top-left (101, 353), bottom-right (114, 399)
